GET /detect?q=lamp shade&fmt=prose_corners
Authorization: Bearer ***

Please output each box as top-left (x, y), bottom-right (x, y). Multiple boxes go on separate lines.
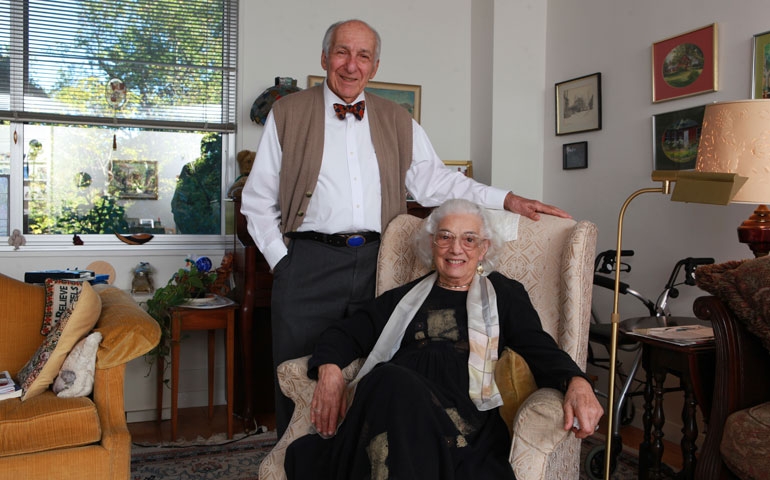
top-left (695, 99), bottom-right (770, 204)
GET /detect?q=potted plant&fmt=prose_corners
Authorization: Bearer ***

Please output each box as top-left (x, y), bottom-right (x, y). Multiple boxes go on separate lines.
top-left (145, 262), bottom-right (217, 373)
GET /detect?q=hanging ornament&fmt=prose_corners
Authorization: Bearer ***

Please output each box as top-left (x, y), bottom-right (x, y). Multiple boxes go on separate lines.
top-left (105, 78), bottom-right (127, 150)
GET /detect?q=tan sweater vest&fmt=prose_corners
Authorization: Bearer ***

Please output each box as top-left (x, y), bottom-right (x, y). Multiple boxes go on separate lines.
top-left (273, 85), bottom-right (413, 235)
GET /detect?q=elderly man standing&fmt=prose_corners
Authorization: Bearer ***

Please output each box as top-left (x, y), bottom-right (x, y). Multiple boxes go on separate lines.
top-left (240, 18), bottom-right (569, 435)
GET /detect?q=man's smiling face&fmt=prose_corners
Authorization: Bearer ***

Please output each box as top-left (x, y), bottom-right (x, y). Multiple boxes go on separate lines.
top-left (321, 21), bottom-right (379, 104)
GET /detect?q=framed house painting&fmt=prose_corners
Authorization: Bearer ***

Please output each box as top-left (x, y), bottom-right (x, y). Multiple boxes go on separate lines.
top-left (110, 160), bottom-right (158, 200)
top-left (652, 104), bottom-right (706, 171)
top-left (652, 24), bottom-right (718, 103)
top-left (555, 73), bottom-right (602, 135)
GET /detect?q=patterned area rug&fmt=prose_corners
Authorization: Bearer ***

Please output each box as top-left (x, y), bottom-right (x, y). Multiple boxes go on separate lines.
top-left (131, 430), bottom-right (277, 480)
top-left (579, 434), bottom-right (676, 480)
top-left (131, 430), bottom-right (652, 479)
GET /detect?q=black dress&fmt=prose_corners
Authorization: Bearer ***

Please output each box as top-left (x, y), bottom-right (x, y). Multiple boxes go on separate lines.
top-left (285, 272), bottom-right (585, 480)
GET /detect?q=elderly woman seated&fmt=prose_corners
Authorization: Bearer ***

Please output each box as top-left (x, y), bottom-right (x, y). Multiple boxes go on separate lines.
top-left (285, 199), bottom-right (603, 479)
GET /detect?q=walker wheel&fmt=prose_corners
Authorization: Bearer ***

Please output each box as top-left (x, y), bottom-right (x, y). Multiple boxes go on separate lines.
top-left (584, 444), bottom-right (617, 480)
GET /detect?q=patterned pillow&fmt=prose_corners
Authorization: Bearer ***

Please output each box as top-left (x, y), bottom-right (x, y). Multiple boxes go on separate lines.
top-left (41, 278), bottom-right (84, 335)
top-left (17, 282), bottom-right (102, 401)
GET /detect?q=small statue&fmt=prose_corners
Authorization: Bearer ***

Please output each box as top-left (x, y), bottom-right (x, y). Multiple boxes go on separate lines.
top-left (132, 262), bottom-right (155, 294)
top-left (8, 229), bottom-right (26, 250)
top-left (73, 234), bottom-right (84, 246)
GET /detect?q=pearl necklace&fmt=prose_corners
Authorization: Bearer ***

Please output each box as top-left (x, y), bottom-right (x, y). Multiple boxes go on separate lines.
top-left (436, 280), bottom-right (471, 290)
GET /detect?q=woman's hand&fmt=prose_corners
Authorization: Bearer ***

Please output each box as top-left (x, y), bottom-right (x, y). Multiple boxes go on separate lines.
top-left (311, 364), bottom-right (347, 438)
top-left (562, 376), bottom-right (604, 439)
top-left (504, 192), bottom-right (571, 221)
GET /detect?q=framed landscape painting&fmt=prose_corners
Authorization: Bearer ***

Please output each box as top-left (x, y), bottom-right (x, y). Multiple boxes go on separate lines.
top-left (752, 29), bottom-right (770, 99)
top-left (308, 75), bottom-right (421, 122)
top-left (652, 24), bottom-right (718, 103)
top-left (110, 160), bottom-right (158, 199)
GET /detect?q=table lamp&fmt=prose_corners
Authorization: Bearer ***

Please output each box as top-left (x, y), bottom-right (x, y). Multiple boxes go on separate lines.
top-left (689, 99), bottom-right (770, 257)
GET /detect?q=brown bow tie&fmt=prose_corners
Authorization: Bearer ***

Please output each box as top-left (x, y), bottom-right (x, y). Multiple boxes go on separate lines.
top-left (333, 101), bottom-right (365, 120)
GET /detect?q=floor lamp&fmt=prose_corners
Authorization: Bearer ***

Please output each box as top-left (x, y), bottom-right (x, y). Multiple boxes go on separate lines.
top-left (602, 98), bottom-right (770, 479)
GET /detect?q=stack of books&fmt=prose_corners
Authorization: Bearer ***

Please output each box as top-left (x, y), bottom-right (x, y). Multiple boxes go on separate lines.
top-left (0, 370), bottom-right (21, 400)
top-left (24, 269), bottom-right (95, 284)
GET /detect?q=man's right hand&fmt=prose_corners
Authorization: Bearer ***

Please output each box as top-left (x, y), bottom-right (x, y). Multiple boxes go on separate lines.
top-left (310, 364), bottom-right (347, 438)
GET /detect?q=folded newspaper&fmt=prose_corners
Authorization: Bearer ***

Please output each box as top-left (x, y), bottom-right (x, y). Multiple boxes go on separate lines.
top-left (632, 324), bottom-right (714, 345)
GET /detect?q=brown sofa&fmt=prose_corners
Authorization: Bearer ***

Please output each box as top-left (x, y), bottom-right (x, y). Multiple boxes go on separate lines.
top-left (0, 273), bottom-right (161, 479)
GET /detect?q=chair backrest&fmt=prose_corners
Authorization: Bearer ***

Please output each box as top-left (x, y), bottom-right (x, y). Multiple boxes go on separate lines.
top-left (375, 212), bottom-right (597, 367)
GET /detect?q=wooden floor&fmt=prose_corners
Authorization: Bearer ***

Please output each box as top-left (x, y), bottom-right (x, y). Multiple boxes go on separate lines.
top-left (129, 407), bottom-right (683, 472)
top-left (128, 406), bottom-right (276, 444)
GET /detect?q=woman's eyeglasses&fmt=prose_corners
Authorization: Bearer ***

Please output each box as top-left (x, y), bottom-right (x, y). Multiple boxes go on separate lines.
top-left (433, 230), bottom-right (486, 250)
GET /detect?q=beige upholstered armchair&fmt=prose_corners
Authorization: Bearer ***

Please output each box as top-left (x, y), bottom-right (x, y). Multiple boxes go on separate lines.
top-left (259, 211), bottom-right (597, 480)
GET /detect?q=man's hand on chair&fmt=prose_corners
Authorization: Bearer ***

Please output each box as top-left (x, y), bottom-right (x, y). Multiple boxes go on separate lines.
top-left (504, 192), bottom-right (571, 221)
top-left (563, 376), bottom-right (604, 439)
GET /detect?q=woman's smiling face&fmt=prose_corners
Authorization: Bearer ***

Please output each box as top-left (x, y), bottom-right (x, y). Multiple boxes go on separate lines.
top-left (432, 212), bottom-right (489, 288)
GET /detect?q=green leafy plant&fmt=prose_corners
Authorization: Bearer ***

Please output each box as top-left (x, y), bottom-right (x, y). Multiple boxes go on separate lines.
top-left (145, 264), bottom-right (217, 373)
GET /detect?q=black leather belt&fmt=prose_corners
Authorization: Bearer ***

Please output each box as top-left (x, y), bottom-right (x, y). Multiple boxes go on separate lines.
top-left (285, 231), bottom-right (380, 247)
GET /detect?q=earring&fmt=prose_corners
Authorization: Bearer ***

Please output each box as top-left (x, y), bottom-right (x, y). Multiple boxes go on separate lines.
top-left (476, 263), bottom-right (484, 275)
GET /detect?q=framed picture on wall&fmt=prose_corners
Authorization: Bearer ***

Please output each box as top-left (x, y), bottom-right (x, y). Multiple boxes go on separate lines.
top-left (555, 73), bottom-right (602, 135)
top-left (443, 160), bottom-right (473, 178)
top-left (652, 24), bottom-right (718, 103)
top-left (562, 141), bottom-right (588, 170)
top-left (752, 29), bottom-right (770, 99)
top-left (308, 75), bottom-right (422, 122)
top-left (651, 104), bottom-right (706, 171)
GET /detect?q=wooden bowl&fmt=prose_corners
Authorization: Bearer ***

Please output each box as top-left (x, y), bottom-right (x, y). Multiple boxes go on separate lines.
top-left (114, 233), bottom-right (154, 245)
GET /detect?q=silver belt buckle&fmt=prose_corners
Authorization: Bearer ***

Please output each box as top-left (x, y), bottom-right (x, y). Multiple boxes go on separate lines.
top-left (346, 234), bottom-right (365, 247)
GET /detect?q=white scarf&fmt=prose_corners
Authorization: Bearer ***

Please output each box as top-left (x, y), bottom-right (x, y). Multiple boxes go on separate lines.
top-left (348, 272), bottom-right (503, 411)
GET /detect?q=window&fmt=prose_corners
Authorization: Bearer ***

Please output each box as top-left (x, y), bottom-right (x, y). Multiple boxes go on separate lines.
top-left (0, 0), bottom-right (238, 241)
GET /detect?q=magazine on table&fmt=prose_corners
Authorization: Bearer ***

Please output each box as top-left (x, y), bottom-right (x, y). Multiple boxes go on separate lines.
top-left (630, 324), bottom-right (715, 345)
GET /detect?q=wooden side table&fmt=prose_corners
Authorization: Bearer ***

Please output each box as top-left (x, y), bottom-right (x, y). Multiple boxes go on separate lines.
top-left (621, 316), bottom-right (715, 480)
top-left (156, 301), bottom-right (238, 441)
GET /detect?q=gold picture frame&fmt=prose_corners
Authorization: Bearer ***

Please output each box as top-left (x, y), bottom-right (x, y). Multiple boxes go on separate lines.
top-left (652, 24), bottom-right (718, 103)
top-left (308, 75), bottom-right (421, 123)
top-left (443, 160), bottom-right (473, 178)
top-left (110, 160), bottom-right (158, 200)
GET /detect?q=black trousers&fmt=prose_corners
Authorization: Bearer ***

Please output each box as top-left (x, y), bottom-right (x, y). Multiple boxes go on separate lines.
top-left (270, 237), bottom-right (380, 436)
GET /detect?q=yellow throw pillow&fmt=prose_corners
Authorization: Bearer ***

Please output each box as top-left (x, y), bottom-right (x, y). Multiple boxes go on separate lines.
top-left (495, 347), bottom-right (538, 437)
top-left (17, 282), bottom-right (102, 401)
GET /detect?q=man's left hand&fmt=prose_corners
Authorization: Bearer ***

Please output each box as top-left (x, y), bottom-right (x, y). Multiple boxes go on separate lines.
top-left (504, 192), bottom-right (571, 221)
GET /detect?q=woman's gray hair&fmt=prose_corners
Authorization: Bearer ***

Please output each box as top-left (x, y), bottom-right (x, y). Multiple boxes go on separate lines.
top-left (413, 199), bottom-right (503, 274)
top-left (322, 19), bottom-right (382, 63)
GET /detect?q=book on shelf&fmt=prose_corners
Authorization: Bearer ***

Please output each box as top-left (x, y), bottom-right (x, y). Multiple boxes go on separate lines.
top-left (631, 324), bottom-right (715, 345)
top-left (24, 269), bottom-right (95, 284)
top-left (0, 370), bottom-right (21, 401)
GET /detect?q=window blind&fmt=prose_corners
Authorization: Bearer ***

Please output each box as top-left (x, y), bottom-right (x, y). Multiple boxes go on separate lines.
top-left (0, 0), bottom-right (237, 132)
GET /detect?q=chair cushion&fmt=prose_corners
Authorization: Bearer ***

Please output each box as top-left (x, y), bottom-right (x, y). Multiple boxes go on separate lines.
top-left (721, 401), bottom-right (770, 479)
top-left (495, 347), bottom-right (538, 436)
top-left (0, 390), bottom-right (101, 457)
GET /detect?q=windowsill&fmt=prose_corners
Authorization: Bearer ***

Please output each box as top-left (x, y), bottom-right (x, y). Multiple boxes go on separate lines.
top-left (0, 234), bottom-right (230, 256)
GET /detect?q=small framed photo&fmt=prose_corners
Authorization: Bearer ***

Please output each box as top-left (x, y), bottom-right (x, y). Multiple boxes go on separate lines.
top-left (752, 30), bottom-right (770, 99)
top-left (651, 104), bottom-right (706, 171)
top-left (109, 160), bottom-right (159, 200)
top-left (562, 142), bottom-right (588, 170)
top-left (652, 24), bottom-right (718, 103)
top-left (443, 160), bottom-right (473, 178)
top-left (555, 73), bottom-right (602, 135)
top-left (308, 75), bottom-right (422, 123)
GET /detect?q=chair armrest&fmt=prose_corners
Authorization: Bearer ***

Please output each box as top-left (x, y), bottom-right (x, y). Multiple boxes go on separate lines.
top-left (694, 296), bottom-right (770, 480)
top-left (259, 356), bottom-right (364, 480)
top-left (510, 388), bottom-right (579, 480)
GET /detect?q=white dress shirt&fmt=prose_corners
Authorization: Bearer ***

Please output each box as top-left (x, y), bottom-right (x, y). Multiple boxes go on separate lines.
top-left (240, 82), bottom-right (509, 270)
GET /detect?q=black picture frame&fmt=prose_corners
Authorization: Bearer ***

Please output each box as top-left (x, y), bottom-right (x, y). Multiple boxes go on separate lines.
top-left (562, 141), bottom-right (588, 170)
top-left (555, 73), bottom-right (602, 135)
top-left (651, 104), bottom-right (706, 171)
